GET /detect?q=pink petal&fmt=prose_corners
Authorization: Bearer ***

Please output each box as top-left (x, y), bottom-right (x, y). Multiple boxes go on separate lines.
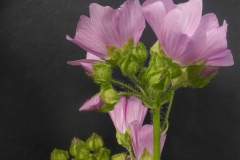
top-left (160, 0), bottom-right (175, 13)
top-left (129, 121), bottom-right (142, 159)
top-left (201, 21), bottom-right (228, 59)
top-left (205, 49), bottom-right (234, 66)
top-left (79, 94), bottom-right (104, 111)
top-left (177, 0), bottom-right (202, 36)
top-left (142, 0), bottom-right (167, 41)
top-left (89, 0), bottom-right (145, 47)
top-left (109, 96), bottom-right (128, 133)
top-left (197, 13), bottom-right (219, 32)
top-left (160, 134), bottom-right (167, 152)
top-left (126, 97), bottom-right (148, 126)
top-left (67, 59), bottom-right (100, 74)
top-left (66, 16), bottom-right (107, 58)
top-left (86, 52), bottom-right (102, 60)
top-left (160, 8), bottom-right (190, 60)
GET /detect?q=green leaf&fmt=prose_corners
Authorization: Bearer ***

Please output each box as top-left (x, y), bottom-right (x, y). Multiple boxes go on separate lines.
top-left (51, 149), bottom-right (69, 160)
top-left (100, 83), bottom-right (119, 105)
top-left (92, 62), bottom-right (112, 83)
top-left (86, 133), bottom-right (104, 152)
top-left (168, 62), bottom-right (182, 79)
top-left (111, 153), bottom-right (127, 160)
top-left (94, 148), bottom-right (111, 160)
top-left (70, 138), bottom-right (89, 159)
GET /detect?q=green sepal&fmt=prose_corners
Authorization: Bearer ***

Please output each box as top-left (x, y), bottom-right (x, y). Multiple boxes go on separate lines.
top-left (138, 68), bottom-right (148, 83)
top-left (187, 65), bottom-right (216, 88)
top-left (51, 149), bottom-right (69, 160)
top-left (168, 62), bottom-right (182, 79)
top-left (139, 148), bottom-right (153, 160)
top-left (70, 138), bottom-right (89, 159)
top-left (92, 62), bottom-right (112, 83)
top-left (86, 133), bottom-right (104, 152)
top-left (111, 153), bottom-right (127, 160)
top-left (150, 41), bottom-right (161, 55)
top-left (105, 47), bottom-right (121, 67)
top-left (131, 42), bottom-right (147, 64)
top-left (187, 65), bottom-right (205, 81)
top-left (100, 83), bottom-right (119, 105)
top-left (97, 103), bottom-right (115, 113)
top-left (121, 38), bottom-right (134, 57)
top-left (119, 54), bottom-right (138, 75)
top-left (116, 130), bottom-right (131, 148)
top-left (94, 148), bottom-right (111, 160)
top-left (153, 71), bottom-right (170, 92)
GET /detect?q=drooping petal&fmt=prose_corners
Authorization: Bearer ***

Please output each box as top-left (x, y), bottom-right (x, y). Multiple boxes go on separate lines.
top-left (79, 94), bottom-right (104, 111)
top-left (142, 0), bottom-right (166, 41)
top-left (109, 96), bottom-right (128, 133)
top-left (177, 0), bottom-right (202, 36)
top-left (126, 97), bottom-right (148, 126)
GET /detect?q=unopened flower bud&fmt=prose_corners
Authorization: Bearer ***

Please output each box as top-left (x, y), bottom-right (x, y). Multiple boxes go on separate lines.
top-left (111, 153), bottom-right (127, 160)
top-left (50, 149), bottom-right (69, 160)
top-left (70, 138), bottom-right (89, 159)
top-left (86, 133), bottom-right (104, 151)
top-left (94, 148), bottom-right (111, 160)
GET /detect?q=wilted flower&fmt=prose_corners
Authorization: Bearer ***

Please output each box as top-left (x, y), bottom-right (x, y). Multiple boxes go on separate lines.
top-left (67, 0), bottom-right (145, 72)
top-left (109, 96), bottom-right (148, 133)
top-left (130, 121), bottom-right (166, 160)
top-left (142, 0), bottom-right (233, 67)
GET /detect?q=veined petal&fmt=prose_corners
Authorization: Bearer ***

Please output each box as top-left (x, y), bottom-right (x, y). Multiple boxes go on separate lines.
top-left (130, 121), bottom-right (142, 159)
top-left (205, 49), bottom-right (234, 66)
top-left (201, 21), bottom-right (228, 59)
top-left (66, 16), bottom-right (107, 58)
top-left (160, 0), bottom-right (175, 13)
top-left (177, 0), bottom-right (202, 36)
top-left (142, 0), bottom-right (166, 41)
top-left (126, 97), bottom-right (148, 126)
top-left (89, 0), bottom-right (145, 47)
top-left (109, 96), bottom-right (128, 133)
top-left (197, 13), bottom-right (219, 32)
top-left (86, 52), bottom-right (102, 60)
top-left (79, 94), bottom-right (104, 111)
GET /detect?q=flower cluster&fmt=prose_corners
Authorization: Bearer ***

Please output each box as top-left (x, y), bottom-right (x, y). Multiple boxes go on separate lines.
top-left (51, 0), bottom-right (233, 160)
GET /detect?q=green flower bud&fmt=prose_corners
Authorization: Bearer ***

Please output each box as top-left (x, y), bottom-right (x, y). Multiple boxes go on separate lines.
top-left (86, 133), bottom-right (104, 152)
top-left (111, 153), bottom-right (127, 160)
top-left (100, 83), bottom-right (119, 105)
top-left (92, 62), bottom-right (112, 84)
top-left (70, 138), bottom-right (89, 159)
top-left (50, 149), bottom-right (69, 160)
top-left (116, 130), bottom-right (131, 148)
top-left (94, 148), bottom-right (111, 160)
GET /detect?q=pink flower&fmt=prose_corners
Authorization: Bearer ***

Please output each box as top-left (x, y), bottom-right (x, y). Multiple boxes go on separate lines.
top-left (109, 96), bottom-right (148, 133)
top-left (142, 0), bottom-right (233, 67)
top-left (130, 121), bottom-right (166, 160)
top-left (79, 94), bottom-right (104, 111)
top-left (67, 0), bottom-right (145, 72)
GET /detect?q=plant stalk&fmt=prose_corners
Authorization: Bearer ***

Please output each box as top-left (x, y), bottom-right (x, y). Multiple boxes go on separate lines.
top-left (152, 108), bottom-right (161, 160)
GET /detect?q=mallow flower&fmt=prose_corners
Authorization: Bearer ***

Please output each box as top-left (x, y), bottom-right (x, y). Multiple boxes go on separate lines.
top-left (79, 94), bottom-right (104, 111)
top-left (109, 96), bottom-right (148, 133)
top-left (67, 0), bottom-right (145, 73)
top-left (142, 0), bottom-right (233, 67)
top-left (130, 121), bottom-right (166, 159)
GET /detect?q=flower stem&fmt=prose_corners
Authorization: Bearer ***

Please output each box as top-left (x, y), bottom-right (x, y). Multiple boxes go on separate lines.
top-left (111, 79), bottom-right (140, 94)
top-left (162, 92), bottom-right (174, 134)
top-left (152, 107), bottom-right (161, 160)
top-left (127, 147), bottom-right (134, 160)
top-left (130, 75), bottom-right (147, 97)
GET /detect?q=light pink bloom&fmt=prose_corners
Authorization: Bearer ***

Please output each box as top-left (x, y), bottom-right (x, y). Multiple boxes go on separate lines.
top-left (79, 94), bottom-right (104, 111)
top-left (130, 121), bottom-right (166, 160)
top-left (142, 0), bottom-right (233, 67)
top-left (67, 0), bottom-right (145, 72)
top-left (109, 96), bottom-right (148, 133)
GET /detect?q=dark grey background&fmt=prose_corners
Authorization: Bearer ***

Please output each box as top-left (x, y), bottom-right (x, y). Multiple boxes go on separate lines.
top-left (0, 0), bottom-right (239, 159)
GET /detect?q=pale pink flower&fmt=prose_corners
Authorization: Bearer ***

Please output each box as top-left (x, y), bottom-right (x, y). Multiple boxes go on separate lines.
top-left (142, 0), bottom-right (233, 67)
top-left (67, 0), bottom-right (145, 72)
top-left (109, 96), bottom-right (148, 133)
top-left (130, 121), bottom-right (166, 160)
top-left (79, 94), bottom-right (104, 111)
